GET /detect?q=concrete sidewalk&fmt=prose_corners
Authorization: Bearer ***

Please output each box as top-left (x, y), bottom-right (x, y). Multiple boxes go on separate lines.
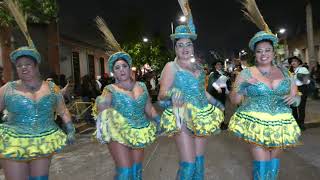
top-left (305, 98), bottom-right (320, 125)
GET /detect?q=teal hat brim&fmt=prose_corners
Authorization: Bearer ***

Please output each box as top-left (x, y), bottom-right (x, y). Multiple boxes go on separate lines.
top-left (108, 52), bottom-right (132, 72)
top-left (170, 33), bottom-right (197, 41)
top-left (249, 31), bottom-right (278, 51)
top-left (10, 46), bottom-right (41, 64)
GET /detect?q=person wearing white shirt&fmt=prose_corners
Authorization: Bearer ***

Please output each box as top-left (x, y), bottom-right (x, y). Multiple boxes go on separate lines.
top-left (207, 61), bottom-right (230, 129)
top-left (289, 56), bottom-right (310, 130)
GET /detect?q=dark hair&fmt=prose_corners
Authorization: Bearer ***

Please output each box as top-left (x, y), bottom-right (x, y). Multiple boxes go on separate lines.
top-left (112, 58), bottom-right (129, 71)
top-left (213, 60), bottom-right (223, 66)
top-left (254, 39), bottom-right (274, 51)
top-left (16, 55), bottom-right (38, 65)
top-left (288, 56), bottom-right (303, 65)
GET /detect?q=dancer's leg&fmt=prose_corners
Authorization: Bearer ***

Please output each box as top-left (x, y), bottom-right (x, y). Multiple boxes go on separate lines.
top-left (174, 126), bottom-right (196, 179)
top-left (108, 141), bottom-right (133, 179)
top-left (1, 159), bottom-right (29, 180)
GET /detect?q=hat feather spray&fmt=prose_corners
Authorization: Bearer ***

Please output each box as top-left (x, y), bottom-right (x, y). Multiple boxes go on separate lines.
top-left (178, 0), bottom-right (195, 34)
top-left (3, 0), bottom-right (34, 47)
top-left (242, 0), bottom-right (271, 34)
top-left (95, 16), bottom-right (132, 72)
top-left (242, 0), bottom-right (280, 64)
top-left (95, 16), bottom-right (122, 56)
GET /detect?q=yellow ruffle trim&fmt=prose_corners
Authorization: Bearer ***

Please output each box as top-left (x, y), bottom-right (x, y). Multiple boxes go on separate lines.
top-left (228, 111), bottom-right (301, 148)
top-left (0, 127), bottom-right (66, 161)
top-left (94, 108), bottom-right (157, 148)
top-left (161, 103), bottom-right (224, 137)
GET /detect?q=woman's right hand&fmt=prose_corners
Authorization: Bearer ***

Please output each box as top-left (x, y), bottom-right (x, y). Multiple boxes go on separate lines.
top-left (171, 88), bottom-right (184, 107)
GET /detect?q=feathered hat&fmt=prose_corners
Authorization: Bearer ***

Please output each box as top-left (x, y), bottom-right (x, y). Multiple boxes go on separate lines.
top-left (242, 0), bottom-right (278, 51)
top-left (170, 0), bottom-right (197, 40)
top-left (95, 16), bottom-right (132, 72)
top-left (2, 0), bottom-right (41, 64)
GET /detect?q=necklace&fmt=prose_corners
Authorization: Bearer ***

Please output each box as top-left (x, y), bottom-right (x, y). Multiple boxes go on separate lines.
top-left (22, 80), bottom-right (42, 93)
top-left (257, 67), bottom-right (272, 78)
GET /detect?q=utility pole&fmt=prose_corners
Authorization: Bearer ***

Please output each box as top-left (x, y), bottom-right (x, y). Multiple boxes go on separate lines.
top-left (306, 0), bottom-right (316, 64)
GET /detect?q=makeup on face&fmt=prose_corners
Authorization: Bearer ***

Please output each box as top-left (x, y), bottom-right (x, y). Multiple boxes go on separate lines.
top-left (176, 42), bottom-right (193, 48)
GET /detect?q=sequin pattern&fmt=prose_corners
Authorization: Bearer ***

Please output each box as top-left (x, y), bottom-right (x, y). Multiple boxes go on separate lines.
top-left (3, 82), bottom-right (60, 134)
top-left (237, 69), bottom-right (292, 115)
top-left (173, 71), bottom-right (208, 108)
top-left (107, 82), bottom-right (150, 128)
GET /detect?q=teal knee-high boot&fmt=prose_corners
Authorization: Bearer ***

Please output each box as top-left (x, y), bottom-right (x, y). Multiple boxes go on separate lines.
top-left (270, 158), bottom-right (280, 180)
top-left (115, 167), bottom-right (132, 180)
top-left (132, 163), bottom-right (143, 180)
top-left (176, 161), bottom-right (195, 180)
top-left (253, 160), bottom-right (270, 180)
top-left (194, 155), bottom-right (205, 180)
top-left (28, 175), bottom-right (49, 180)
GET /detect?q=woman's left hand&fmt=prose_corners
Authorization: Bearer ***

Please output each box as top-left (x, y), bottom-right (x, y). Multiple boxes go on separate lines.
top-left (65, 122), bottom-right (76, 145)
top-left (283, 95), bottom-right (297, 106)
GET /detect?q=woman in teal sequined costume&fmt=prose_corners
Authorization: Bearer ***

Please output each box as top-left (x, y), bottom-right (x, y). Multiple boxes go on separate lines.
top-left (158, 2), bottom-right (224, 179)
top-left (93, 16), bottom-right (158, 180)
top-left (0, 48), bottom-right (75, 180)
top-left (0, 2), bottom-right (75, 179)
top-left (94, 52), bottom-right (158, 180)
top-left (228, 1), bottom-right (301, 179)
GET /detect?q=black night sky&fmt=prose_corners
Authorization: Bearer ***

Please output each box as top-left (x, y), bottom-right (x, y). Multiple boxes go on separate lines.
top-left (57, 0), bottom-right (320, 58)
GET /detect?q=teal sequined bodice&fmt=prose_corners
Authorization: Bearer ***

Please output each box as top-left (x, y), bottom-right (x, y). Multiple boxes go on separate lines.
top-left (107, 82), bottom-right (150, 128)
top-left (3, 81), bottom-right (60, 134)
top-left (172, 63), bottom-right (208, 108)
top-left (238, 68), bottom-right (292, 114)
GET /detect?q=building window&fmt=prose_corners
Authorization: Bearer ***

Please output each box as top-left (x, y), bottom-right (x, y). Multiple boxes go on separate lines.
top-left (72, 52), bottom-right (80, 86)
top-left (88, 54), bottom-right (95, 77)
top-left (99, 57), bottom-right (105, 75)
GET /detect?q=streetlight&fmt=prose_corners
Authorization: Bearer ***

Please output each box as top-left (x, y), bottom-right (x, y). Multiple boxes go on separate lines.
top-left (143, 37), bottom-right (149, 43)
top-left (179, 15), bottom-right (187, 23)
top-left (279, 28), bottom-right (286, 34)
top-left (278, 28), bottom-right (288, 58)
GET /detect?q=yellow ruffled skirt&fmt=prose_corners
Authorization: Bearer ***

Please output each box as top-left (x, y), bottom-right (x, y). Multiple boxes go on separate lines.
top-left (160, 103), bottom-right (224, 136)
top-left (228, 111), bottom-right (301, 149)
top-left (94, 109), bottom-right (157, 148)
top-left (0, 126), bottom-right (67, 161)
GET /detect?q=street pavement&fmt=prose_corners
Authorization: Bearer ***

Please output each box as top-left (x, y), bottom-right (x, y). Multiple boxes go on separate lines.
top-left (0, 98), bottom-right (319, 180)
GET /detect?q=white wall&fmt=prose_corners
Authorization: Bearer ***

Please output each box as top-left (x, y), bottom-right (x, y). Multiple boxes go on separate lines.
top-left (59, 45), bottom-right (72, 78)
top-left (95, 56), bottom-right (100, 77)
top-left (79, 50), bottom-right (88, 78)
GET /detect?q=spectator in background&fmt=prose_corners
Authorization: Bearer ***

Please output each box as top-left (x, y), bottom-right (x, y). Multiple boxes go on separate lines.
top-left (80, 75), bottom-right (100, 124)
top-left (289, 56), bottom-right (310, 131)
top-left (207, 60), bottom-right (231, 129)
top-left (310, 61), bottom-right (320, 99)
top-left (207, 61), bottom-right (230, 106)
top-left (80, 75), bottom-right (100, 100)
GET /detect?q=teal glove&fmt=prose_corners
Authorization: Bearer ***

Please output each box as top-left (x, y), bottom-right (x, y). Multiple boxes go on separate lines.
top-left (153, 115), bottom-right (163, 135)
top-left (64, 122), bottom-right (75, 145)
